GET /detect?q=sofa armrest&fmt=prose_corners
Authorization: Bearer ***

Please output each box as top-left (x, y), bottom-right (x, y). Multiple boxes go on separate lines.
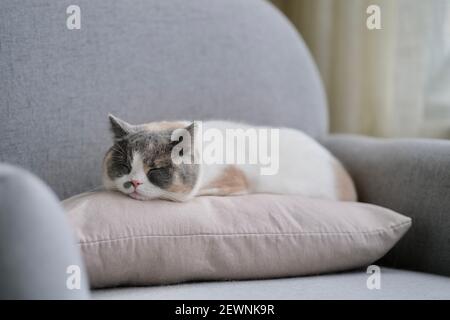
top-left (0, 164), bottom-right (90, 299)
top-left (321, 134), bottom-right (450, 277)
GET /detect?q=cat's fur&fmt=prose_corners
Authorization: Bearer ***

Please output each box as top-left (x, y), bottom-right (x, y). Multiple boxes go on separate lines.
top-left (103, 115), bottom-right (357, 202)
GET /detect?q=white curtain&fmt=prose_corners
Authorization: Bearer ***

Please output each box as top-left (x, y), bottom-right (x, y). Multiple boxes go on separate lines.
top-left (272, 0), bottom-right (448, 138)
top-left (423, 0), bottom-right (450, 137)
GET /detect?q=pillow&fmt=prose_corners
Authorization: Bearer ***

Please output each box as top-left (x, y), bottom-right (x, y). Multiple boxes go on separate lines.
top-left (63, 191), bottom-right (411, 288)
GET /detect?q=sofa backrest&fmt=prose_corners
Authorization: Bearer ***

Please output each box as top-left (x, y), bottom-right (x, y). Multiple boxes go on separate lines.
top-left (0, 0), bottom-right (327, 199)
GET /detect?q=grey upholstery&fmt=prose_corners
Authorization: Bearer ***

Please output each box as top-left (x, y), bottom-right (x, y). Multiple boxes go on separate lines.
top-left (0, 0), bottom-right (327, 200)
top-left (92, 268), bottom-right (450, 300)
top-left (0, 164), bottom-right (89, 299)
top-left (323, 135), bottom-right (450, 277)
top-left (0, 0), bottom-right (449, 299)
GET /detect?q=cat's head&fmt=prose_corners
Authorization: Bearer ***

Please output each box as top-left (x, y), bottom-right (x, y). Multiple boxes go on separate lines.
top-left (102, 114), bottom-right (200, 201)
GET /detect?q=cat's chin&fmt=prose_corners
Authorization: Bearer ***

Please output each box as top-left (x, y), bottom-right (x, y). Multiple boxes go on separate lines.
top-left (128, 191), bottom-right (151, 201)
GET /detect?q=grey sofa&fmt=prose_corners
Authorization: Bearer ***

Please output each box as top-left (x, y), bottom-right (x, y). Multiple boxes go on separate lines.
top-left (0, 0), bottom-right (449, 299)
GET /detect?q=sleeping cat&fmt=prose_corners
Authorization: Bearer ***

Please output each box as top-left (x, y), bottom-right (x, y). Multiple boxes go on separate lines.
top-left (103, 115), bottom-right (357, 202)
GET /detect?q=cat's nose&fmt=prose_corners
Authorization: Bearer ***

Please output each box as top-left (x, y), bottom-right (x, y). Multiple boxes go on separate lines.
top-left (131, 180), bottom-right (143, 189)
top-left (124, 180), bottom-right (143, 189)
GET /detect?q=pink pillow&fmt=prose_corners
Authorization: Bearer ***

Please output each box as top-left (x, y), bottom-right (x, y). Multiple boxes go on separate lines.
top-left (63, 191), bottom-right (411, 288)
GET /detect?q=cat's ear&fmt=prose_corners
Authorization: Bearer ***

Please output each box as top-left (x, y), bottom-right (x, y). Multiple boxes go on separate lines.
top-left (185, 122), bottom-right (197, 141)
top-left (170, 122), bottom-right (197, 164)
top-left (170, 122), bottom-right (197, 147)
top-left (108, 114), bottom-right (134, 140)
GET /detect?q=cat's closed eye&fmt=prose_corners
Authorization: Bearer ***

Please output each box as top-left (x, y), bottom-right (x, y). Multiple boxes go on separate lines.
top-left (148, 166), bottom-right (169, 175)
top-left (119, 163), bottom-right (131, 174)
top-left (147, 167), bottom-right (172, 186)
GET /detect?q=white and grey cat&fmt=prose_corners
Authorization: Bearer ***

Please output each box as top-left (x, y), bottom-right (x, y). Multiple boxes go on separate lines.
top-left (103, 115), bottom-right (357, 202)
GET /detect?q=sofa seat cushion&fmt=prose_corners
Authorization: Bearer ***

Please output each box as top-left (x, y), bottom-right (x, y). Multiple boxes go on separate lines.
top-left (91, 268), bottom-right (450, 300)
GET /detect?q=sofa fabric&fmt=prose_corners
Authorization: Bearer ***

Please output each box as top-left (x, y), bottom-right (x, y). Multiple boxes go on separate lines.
top-left (323, 134), bottom-right (450, 277)
top-left (0, 164), bottom-right (89, 299)
top-left (64, 191), bottom-right (410, 288)
top-left (1, 0), bottom-right (448, 300)
top-left (92, 267), bottom-right (450, 300)
top-left (0, 0), bottom-right (327, 200)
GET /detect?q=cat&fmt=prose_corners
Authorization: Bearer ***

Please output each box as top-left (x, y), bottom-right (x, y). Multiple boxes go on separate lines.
top-left (103, 114), bottom-right (357, 202)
